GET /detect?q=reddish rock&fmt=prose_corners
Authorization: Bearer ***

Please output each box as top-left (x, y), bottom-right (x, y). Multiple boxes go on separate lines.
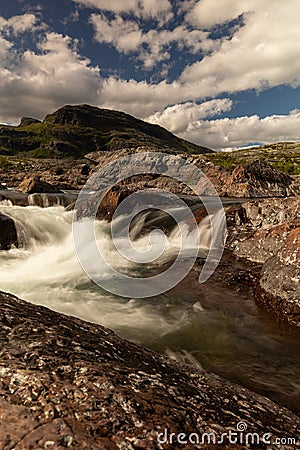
top-left (0, 291), bottom-right (299, 449)
top-left (95, 185), bottom-right (134, 221)
top-left (17, 176), bottom-right (62, 194)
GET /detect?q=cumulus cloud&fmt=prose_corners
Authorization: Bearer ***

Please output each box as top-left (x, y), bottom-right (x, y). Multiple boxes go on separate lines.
top-left (1, 5), bottom-right (300, 153)
top-left (90, 13), bottom-right (214, 69)
top-left (72, 0), bottom-right (173, 22)
top-left (146, 99), bottom-right (233, 133)
top-left (171, 110), bottom-right (300, 150)
top-left (0, 30), bottom-right (102, 123)
top-left (181, 0), bottom-right (300, 94)
top-left (0, 13), bottom-right (39, 35)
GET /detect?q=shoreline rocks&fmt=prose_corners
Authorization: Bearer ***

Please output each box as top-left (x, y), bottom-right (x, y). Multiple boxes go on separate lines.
top-left (221, 160), bottom-right (300, 198)
top-left (255, 227), bottom-right (300, 327)
top-left (17, 176), bottom-right (62, 194)
top-left (227, 196), bottom-right (300, 326)
top-left (0, 291), bottom-right (299, 449)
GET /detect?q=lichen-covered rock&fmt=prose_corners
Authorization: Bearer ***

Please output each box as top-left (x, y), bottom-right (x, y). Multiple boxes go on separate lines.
top-left (225, 197), bottom-right (300, 326)
top-left (226, 197), bottom-right (300, 261)
top-left (255, 227), bottom-right (300, 327)
top-left (0, 211), bottom-right (18, 250)
top-left (0, 291), bottom-right (299, 449)
top-left (222, 160), bottom-right (299, 198)
top-left (233, 219), bottom-right (300, 263)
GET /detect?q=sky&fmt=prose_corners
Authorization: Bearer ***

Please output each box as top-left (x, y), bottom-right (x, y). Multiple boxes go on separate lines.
top-left (0, 0), bottom-right (300, 150)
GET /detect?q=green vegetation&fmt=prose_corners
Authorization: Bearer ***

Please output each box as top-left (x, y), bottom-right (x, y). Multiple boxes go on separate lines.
top-left (0, 104), bottom-right (211, 159)
top-left (0, 156), bottom-right (30, 172)
top-left (204, 142), bottom-right (300, 175)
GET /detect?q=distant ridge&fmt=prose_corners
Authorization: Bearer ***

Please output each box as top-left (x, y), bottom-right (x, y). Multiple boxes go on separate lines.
top-left (0, 104), bottom-right (212, 158)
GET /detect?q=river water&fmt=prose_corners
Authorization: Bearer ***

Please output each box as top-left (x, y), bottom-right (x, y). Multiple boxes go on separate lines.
top-left (0, 203), bottom-right (299, 412)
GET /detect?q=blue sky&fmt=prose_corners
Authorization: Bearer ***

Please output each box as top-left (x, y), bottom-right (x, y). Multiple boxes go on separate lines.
top-left (0, 0), bottom-right (300, 150)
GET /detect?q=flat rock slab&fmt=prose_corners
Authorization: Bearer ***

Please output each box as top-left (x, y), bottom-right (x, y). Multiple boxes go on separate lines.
top-left (0, 292), bottom-right (299, 449)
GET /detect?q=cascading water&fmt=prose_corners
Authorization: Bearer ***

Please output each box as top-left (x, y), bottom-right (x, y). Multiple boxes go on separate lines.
top-left (0, 203), bottom-right (300, 412)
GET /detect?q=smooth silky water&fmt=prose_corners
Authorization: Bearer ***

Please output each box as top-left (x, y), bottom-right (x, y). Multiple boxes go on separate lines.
top-left (0, 203), bottom-right (299, 412)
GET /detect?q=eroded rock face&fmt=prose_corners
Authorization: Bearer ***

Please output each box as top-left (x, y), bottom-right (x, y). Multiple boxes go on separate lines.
top-left (255, 227), bottom-right (300, 327)
top-left (0, 212), bottom-right (18, 250)
top-left (0, 291), bottom-right (299, 449)
top-left (222, 160), bottom-right (299, 198)
top-left (226, 197), bottom-right (300, 326)
top-left (226, 197), bottom-right (300, 262)
top-left (17, 176), bottom-right (62, 194)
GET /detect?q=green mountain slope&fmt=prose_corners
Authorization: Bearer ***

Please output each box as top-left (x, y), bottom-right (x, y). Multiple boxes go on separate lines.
top-left (0, 104), bottom-right (212, 158)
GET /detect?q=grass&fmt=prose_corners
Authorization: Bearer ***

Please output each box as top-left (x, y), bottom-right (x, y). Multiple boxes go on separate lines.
top-left (204, 142), bottom-right (300, 175)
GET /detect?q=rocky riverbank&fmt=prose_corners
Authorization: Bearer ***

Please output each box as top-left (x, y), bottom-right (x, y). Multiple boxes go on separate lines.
top-left (226, 197), bottom-right (300, 327)
top-left (0, 291), bottom-right (299, 449)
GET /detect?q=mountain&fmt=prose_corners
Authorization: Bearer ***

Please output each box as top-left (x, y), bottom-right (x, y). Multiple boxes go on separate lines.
top-left (0, 104), bottom-right (212, 158)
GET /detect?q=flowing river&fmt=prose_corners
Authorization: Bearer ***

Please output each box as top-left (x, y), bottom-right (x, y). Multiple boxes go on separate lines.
top-left (0, 203), bottom-right (299, 413)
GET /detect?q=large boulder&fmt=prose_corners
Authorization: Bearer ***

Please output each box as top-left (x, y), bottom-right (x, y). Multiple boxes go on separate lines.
top-left (222, 160), bottom-right (299, 198)
top-left (0, 211), bottom-right (18, 250)
top-left (225, 197), bottom-right (300, 326)
top-left (226, 197), bottom-right (300, 261)
top-left (255, 227), bottom-right (300, 327)
top-left (17, 176), bottom-right (62, 194)
top-left (0, 291), bottom-right (299, 449)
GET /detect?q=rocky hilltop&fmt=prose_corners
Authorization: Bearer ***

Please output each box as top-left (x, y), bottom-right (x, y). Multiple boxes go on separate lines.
top-left (0, 105), bottom-right (211, 158)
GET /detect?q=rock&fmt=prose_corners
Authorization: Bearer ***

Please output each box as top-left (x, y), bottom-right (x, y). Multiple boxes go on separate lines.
top-left (0, 211), bottom-right (18, 250)
top-left (226, 197), bottom-right (300, 261)
top-left (0, 291), bottom-right (299, 449)
top-left (225, 197), bottom-right (300, 326)
top-left (255, 227), bottom-right (300, 327)
top-left (80, 163), bottom-right (90, 175)
top-left (46, 140), bottom-right (77, 157)
top-left (18, 117), bottom-right (41, 127)
top-left (97, 185), bottom-right (133, 221)
top-left (233, 219), bottom-right (300, 263)
top-left (222, 160), bottom-right (299, 197)
top-left (17, 176), bottom-right (62, 194)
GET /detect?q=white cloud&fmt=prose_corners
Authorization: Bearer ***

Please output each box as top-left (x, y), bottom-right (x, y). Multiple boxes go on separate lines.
top-left (181, 0), bottom-right (300, 94)
top-left (90, 13), bottom-right (215, 70)
top-left (0, 13), bottom-right (39, 35)
top-left (185, 0), bottom-right (252, 28)
top-left (171, 110), bottom-right (300, 150)
top-left (0, 31), bottom-right (102, 123)
top-left (146, 99), bottom-right (233, 133)
top-left (90, 14), bottom-right (142, 53)
top-left (73, 0), bottom-right (172, 22)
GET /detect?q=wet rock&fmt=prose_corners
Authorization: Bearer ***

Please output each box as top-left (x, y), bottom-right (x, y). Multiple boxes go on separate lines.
top-left (255, 227), bottom-right (300, 327)
top-left (222, 160), bottom-right (299, 198)
top-left (225, 197), bottom-right (300, 326)
top-left (0, 211), bottom-right (18, 250)
top-left (0, 291), bottom-right (299, 449)
top-left (17, 176), bottom-right (62, 194)
top-left (94, 185), bottom-right (133, 221)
